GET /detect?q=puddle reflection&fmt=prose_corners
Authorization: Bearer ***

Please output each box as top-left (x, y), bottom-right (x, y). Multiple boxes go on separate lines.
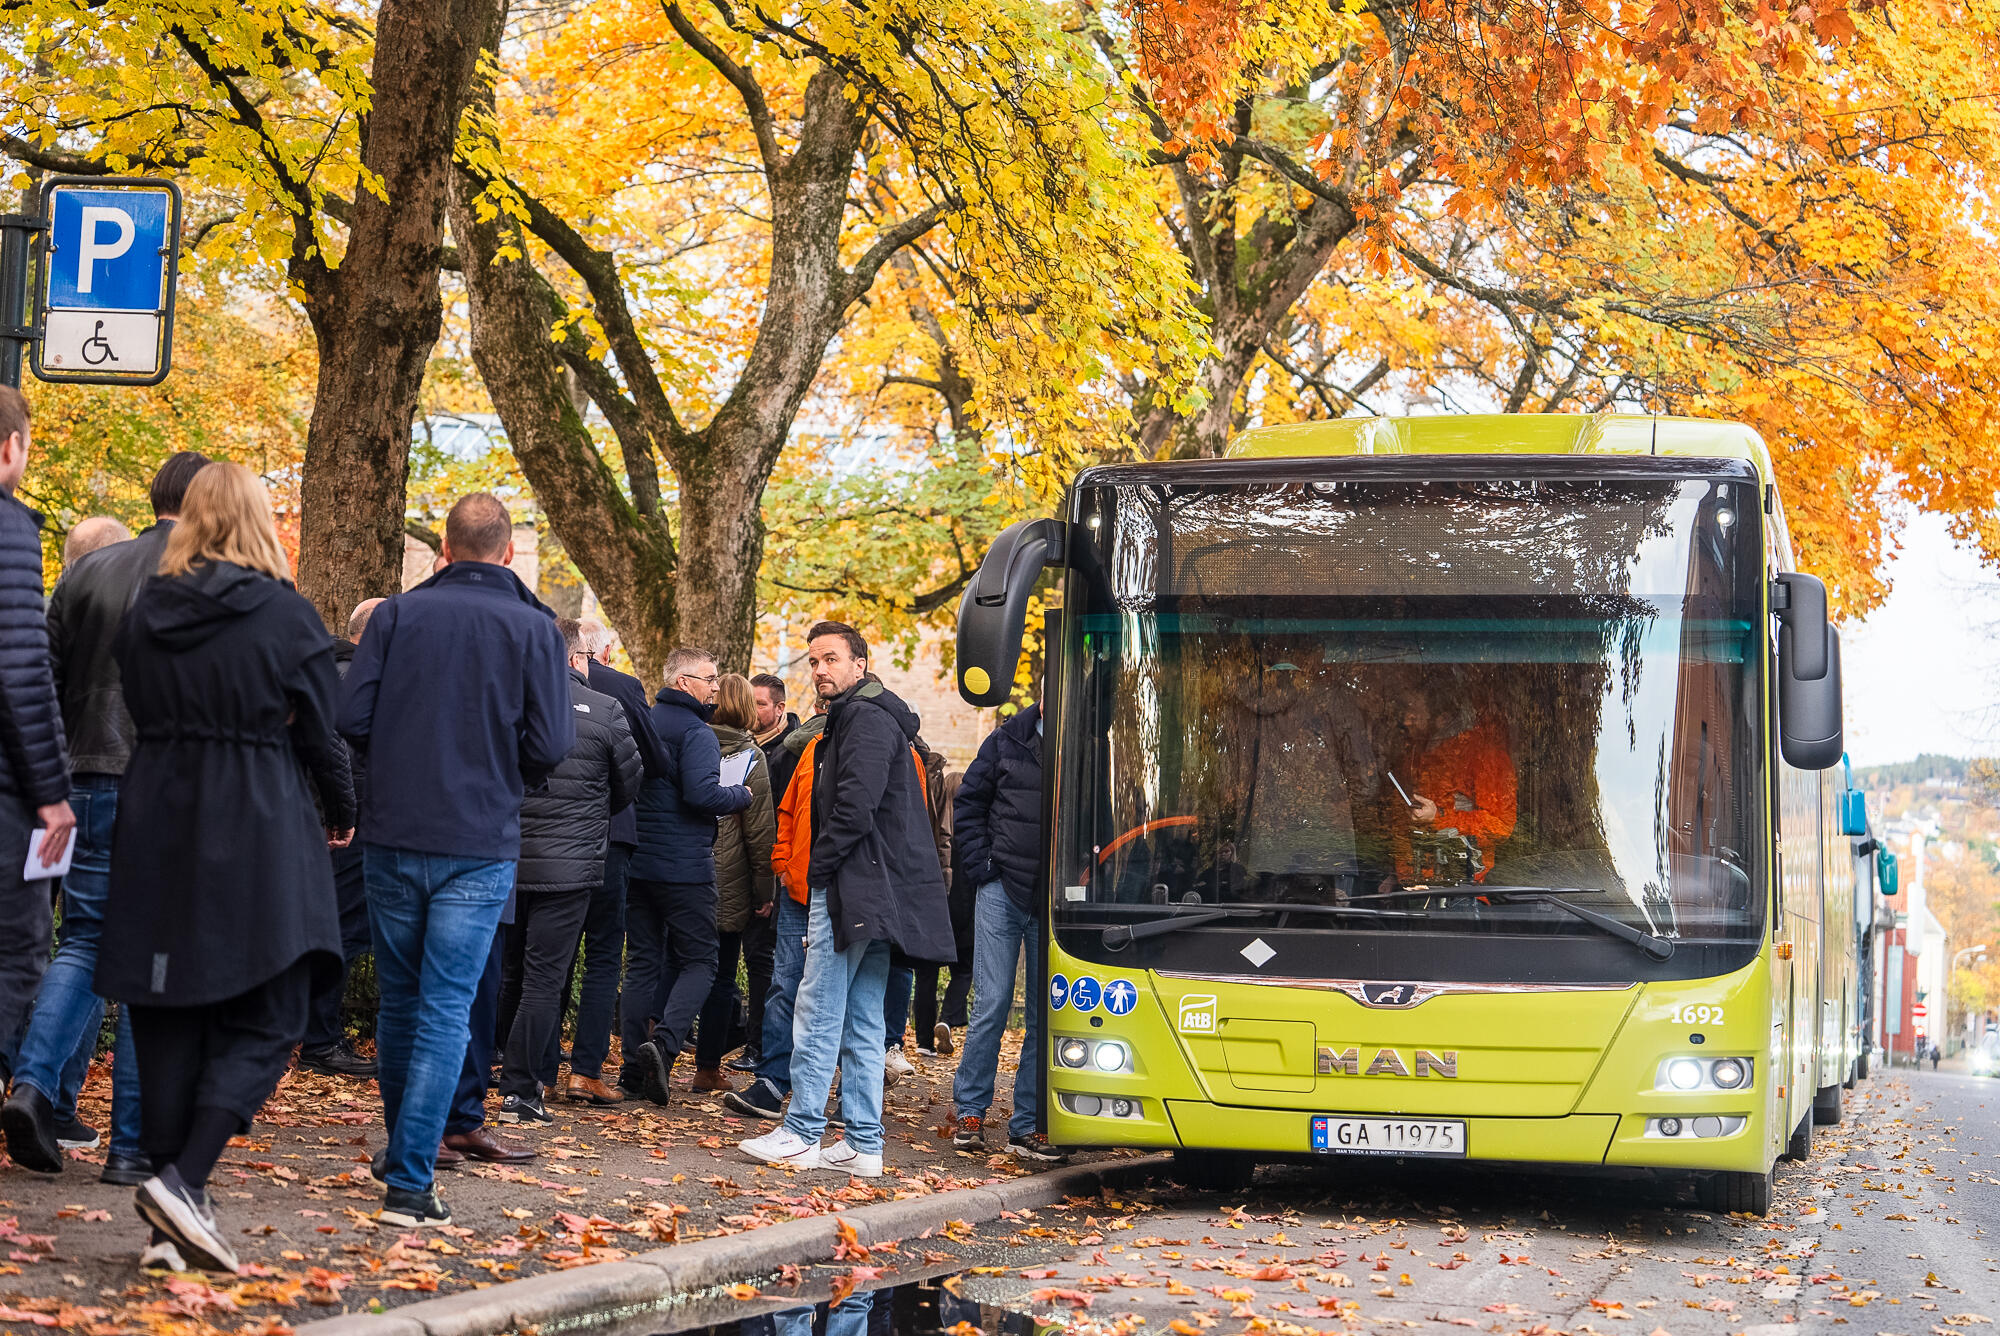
top-left (674, 1276), bottom-right (1060, 1336)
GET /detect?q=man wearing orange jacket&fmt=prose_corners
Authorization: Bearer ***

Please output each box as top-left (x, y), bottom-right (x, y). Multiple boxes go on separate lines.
top-left (1393, 690), bottom-right (1517, 884)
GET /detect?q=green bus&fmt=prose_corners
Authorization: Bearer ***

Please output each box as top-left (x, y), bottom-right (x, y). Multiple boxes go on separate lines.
top-left (955, 414), bottom-right (1864, 1214)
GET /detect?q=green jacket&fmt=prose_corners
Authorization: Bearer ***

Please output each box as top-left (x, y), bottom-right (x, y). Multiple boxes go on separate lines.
top-left (711, 723), bottom-right (776, 931)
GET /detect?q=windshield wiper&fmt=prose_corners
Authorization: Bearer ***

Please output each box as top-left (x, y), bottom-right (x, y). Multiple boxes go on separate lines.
top-left (1346, 886), bottom-right (1675, 960)
top-left (1099, 906), bottom-right (1255, 949)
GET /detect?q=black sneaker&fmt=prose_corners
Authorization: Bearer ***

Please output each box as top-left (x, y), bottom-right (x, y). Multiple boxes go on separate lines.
top-left (101, 1152), bottom-right (154, 1187)
top-left (721, 1077), bottom-right (785, 1120)
top-left (1008, 1133), bottom-right (1069, 1164)
top-left (55, 1115), bottom-right (99, 1151)
top-left (297, 1041), bottom-right (378, 1079)
top-left (136, 1165), bottom-right (239, 1273)
top-left (0, 1083), bottom-right (64, 1173)
top-left (498, 1094), bottom-right (552, 1125)
top-left (379, 1185), bottom-right (452, 1228)
top-left (728, 1047), bottom-right (760, 1073)
top-left (635, 1038), bottom-right (674, 1107)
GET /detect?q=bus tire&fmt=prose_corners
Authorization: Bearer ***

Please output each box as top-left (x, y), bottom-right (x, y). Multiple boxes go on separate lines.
top-left (1843, 1059), bottom-right (1857, 1091)
top-left (1815, 1081), bottom-right (1844, 1124)
top-left (1698, 1168), bottom-right (1773, 1217)
top-left (1171, 1149), bottom-right (1257, 1194)
top-left (1785, 1111), bottom-right (1812, 1161)
top-left (1856, 1050), bottom-right (1871, 1081)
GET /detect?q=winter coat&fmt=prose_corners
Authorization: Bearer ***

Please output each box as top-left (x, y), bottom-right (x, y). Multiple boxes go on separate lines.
top-left (807, 679), bottom-right (953, 960)
top-left (96, 561), bottom-right (353, 1007)
top-left (772, 732), bottom-right (818, 906)
top-left (953, 703), bottom-right (1043, 915)
top-left (587, 658), bottom-right (670, 848)
top-left (0, 491), bottom-right (67, 822)
top-left (517, 669), bottom-right (644, 894)
top-left (44, 519), bottom-right (172, 777)
top-left (630, 687), bottom-right (752, 883)
top-left (335, 560), bottom-right (573, 862)
top-left (711, 724), bottom-right (776, 932)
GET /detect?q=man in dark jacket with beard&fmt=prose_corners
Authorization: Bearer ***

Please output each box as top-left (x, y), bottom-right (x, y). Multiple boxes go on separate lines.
top-left (949, 693), bottom-right (1063, 1163)
top-left (2, 451), bottom-right (207, 1184)
top-left (621, 646), bottom-right (752, 1105)
top-left (495, 618), bottom-right (641, 1124)
top-left (297, 597), bottom-right (385, 1080)
top-left (336, 493), bottom-right (572, 1228)
top-left (739, 622), bottom-right (952, 1177)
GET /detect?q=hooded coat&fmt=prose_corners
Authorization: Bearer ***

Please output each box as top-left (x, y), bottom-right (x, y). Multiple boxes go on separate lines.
top-left (630, 687), bottom-right (752, 883)
top-left (808, 680), bottom-right (953, 960)
top-left (953, 703), bottom-right (1044, 915)
top-left (711, 724), bottom-right (776, 932)
top-left (95, 561), bottom-right (353, 1007)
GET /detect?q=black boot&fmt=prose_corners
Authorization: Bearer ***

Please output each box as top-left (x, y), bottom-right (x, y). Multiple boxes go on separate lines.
top-left (1, 1083), bottom-right (63, 1173)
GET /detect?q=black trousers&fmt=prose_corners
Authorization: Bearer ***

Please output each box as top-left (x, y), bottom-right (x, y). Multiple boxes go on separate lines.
top-left (695, 930), bottom-right (745, 1070)
top-left (0, 814), bottom-right (54, 1073)
top-left (497, 888), bottom-right (591, 1100)
top-left (619, 877), bottom-right (716, 1080)
top-left (302, 845), bottom-right (371, 1051)
top-left (129, 959), bottom-right (312, 1161)
top-left (739, 910), bottom-right (775, 1054)
top-left (914, 961), bottom-right (973, 1036)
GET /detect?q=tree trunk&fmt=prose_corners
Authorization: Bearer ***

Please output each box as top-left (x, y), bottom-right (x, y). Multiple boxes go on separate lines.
top-left (293, 0), bottom-right (498, 631)
top-left (674, 449), bottom-right (768, 673)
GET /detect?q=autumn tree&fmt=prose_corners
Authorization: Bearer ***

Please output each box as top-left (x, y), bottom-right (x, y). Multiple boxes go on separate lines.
top-left (2, 0), bottom-right (498, 628)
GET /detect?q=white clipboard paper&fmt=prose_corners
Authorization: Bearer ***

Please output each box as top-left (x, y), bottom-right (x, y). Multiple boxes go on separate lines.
top-left (719, 750), bottom-right (756, 788)
top-left (23, 828), bottom-right (74, 881)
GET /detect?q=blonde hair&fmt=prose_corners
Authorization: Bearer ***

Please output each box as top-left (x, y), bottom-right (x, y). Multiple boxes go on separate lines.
top-left (713, 673), bottom-right (758, 731)
top-left (159, 462), bottom-right (292, 583)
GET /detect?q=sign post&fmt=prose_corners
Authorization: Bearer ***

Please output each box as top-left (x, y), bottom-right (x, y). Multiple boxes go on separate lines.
top-left (27, 177), bottom-right (181, 387)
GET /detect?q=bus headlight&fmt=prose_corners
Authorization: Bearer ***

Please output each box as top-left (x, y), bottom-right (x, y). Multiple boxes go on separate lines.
top-left (1093, 1041), bottom-right (1129, 1072)
top-left (1710, 1057), bottom-right (1747, 1089)
top-left (1655, 1056), bottom-right (1754, 1092)
top-left (1058, 1039), bottom-right (1091, 1069)
top-left (1667, 1058), bottom-right (1704, 1090)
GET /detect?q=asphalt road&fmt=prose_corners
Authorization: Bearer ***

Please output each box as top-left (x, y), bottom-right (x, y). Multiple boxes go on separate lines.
top-left (921, 1067), bottom-right (2000, 1335)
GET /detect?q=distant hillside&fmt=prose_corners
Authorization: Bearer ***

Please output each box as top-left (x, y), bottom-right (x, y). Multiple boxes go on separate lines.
top-left (1856, 754), bottom-right (1977, 789)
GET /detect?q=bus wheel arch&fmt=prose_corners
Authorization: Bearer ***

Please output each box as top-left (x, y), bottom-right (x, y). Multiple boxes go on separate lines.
top-left (1697, 1167), bottom-right (1773, 1217)
top-left (1814, 1081), bottom-right (1844, 1125)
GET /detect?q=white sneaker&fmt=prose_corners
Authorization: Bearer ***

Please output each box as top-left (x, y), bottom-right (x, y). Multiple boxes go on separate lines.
top-left (820, 1139), bottom-right (883, 1177)
top-left (140, 1239), bottom-right (188, 1274)
top-left (740, 1127), bottom-right (823, 1169)
top-left (885, 1048), bottom-right (915, 1080)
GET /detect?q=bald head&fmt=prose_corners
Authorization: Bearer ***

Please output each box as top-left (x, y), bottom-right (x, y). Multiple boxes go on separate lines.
top-left (442, 492), bottom-right (514, 565)
top-left (63, 516), bottom-right (132, 566)
top-left (347, 597), bottom-right (385, 643)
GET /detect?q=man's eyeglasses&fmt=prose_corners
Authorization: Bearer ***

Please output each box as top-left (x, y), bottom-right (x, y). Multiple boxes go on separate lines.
top-left (680, 672), bottom-right (719, 685)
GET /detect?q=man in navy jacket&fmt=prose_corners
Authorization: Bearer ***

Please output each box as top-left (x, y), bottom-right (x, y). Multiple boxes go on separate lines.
top-left (336, 493), bottom-right (572, 1228)
top-left (620, 646), bottom-right (752, 1105)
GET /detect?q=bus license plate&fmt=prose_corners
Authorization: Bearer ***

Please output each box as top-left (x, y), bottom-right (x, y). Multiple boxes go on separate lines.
top-left (1310, 1115), bottom-right (1465, 1157)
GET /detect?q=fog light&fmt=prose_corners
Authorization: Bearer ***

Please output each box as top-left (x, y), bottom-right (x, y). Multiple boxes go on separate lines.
top-left (1693, 1115), bottom-right (1723, 1138)
top-left (1058, 1038), bottom-right (1090, 1068)
top-left (1073, 1094), bottom-right (1102, 1116)
top-left (1710, 1058), bottom-right (1746, 1089)
top-left (1658, 1116), bottom-right (1682, 1137)
top-left (1094, 1041), bottom-right (1127, 1072)
top-left (1667, 1058), bottom-right (1703, 1090)
top-left (1112, 1097), bottom-right (1135, 1118)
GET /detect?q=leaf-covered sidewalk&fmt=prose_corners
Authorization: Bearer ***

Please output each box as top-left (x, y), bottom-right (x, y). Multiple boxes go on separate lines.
top-left (0, 1037), bottom-right (1052, 1333)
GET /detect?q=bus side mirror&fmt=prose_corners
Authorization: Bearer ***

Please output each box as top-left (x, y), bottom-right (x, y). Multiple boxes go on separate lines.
top-left (1838, 789), bottom-right (1868, 837)
top-left (956, 518), bottom-right (1066, 707)
top-left (1773, 572), bottom-right (1844, 769)
top-left (1878, 849), bottom-right (1899, 897)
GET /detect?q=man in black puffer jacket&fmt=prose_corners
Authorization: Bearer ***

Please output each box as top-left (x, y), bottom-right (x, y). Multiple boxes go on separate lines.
top-left (496, 618), bottom-right (642, 1124)
top-left (949, 697), bottom-right (1063, 1163)
top-left (0, 386), bottom-right (73, 1091)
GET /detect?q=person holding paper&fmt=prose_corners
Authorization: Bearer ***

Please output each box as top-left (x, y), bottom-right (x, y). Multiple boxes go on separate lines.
top-left (689, 673), bottom-right (777, 1093)
top-left (0, 386), bottom-right (74, 1121)
top-left (621, 647), bottom-right (753, 1105)
top-left (493, 617), bottom-right (642, 1126)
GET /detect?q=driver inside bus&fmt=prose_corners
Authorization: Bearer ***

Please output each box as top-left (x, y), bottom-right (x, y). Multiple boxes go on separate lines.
top-left (1391, 682), bottom-right (1518, 884)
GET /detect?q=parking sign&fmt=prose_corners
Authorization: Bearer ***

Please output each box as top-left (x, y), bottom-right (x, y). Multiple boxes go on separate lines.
top-left (32, 177), bottom-right (181, 386)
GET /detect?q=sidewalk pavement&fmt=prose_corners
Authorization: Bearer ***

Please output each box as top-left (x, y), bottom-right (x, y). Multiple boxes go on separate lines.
top-left (0, 1034), bottom-right (1071, 1334)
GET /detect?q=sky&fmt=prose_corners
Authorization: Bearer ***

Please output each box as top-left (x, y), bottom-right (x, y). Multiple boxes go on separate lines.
top-left (1842, 510), bottom-right (2000, 765)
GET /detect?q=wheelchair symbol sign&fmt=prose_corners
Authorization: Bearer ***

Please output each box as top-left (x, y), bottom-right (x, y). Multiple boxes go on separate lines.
top-left (1070, 976), bottom-right (1103, 1013)
top-left (32, 177), bottom-right (182, 386)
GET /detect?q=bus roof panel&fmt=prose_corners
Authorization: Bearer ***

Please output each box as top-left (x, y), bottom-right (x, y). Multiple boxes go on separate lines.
top-left (1226, 414), bottom-right (1776, 480)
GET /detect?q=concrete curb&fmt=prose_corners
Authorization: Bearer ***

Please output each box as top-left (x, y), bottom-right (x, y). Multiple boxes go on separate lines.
top-left (297, 1155), bottom-right (1171, 1336)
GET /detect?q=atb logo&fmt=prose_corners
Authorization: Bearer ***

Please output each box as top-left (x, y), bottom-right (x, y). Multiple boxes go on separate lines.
top-left (1178, 994), bottom-right (1217, 1034)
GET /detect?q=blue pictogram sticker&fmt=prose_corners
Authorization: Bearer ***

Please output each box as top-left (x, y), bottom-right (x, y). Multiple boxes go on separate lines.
top-left (1071, 976), bottom-right (1103, 1013)
top-left (1103, 978), bottom-right (1138, 1016)
top-left (1049, 973), bottom-right (1071, 1011)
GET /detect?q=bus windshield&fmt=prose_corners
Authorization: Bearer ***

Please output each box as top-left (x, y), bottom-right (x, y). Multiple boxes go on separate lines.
top-left (1055, 464), bottom-right (1766, 984)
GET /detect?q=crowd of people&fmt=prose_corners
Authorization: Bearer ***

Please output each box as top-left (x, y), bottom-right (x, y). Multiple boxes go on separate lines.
top-left (0, 386), bottom-right (1056, 1279)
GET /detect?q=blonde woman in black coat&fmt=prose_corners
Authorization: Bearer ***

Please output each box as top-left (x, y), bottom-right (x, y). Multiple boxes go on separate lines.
top-left (94, 462), bottom-right (353, 1274)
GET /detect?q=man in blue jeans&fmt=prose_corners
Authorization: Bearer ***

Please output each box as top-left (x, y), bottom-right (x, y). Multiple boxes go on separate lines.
top-left (949, 696), bottom-right (1065, 1163)
top-left (3, 452), bottom-right (207, 1188)
top-left (739, 623), bottom-right (952, 1175)
top-left (337, 493), bottom-right (571, 1227)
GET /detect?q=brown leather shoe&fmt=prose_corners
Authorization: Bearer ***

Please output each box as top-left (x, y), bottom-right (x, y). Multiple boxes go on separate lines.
top-left (691, 1068), bottom-right (733, 1093)
top-left (435, 1143), bottom-right (467, 1168)
top-left (565, 1074), bottom-right (626, 1105)
top-left (442, 1126), bottom-right (538, 1163)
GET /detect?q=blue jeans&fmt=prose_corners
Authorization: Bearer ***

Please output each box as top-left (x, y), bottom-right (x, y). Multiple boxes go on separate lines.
top-left (11, 775), bottom-right (143, 1157)
top-left (447, 928), bottom-right (506, 1136)
top-left (365, 846), bottom-right (515, 1194)
top-left (565, 842), bottom-right (630, 1081)
top-left (781, 888), bottom-right (890, 1154)
top-left (883, 964), bottom-right (913, 1052)
top-left (752, 893), bottom-right (809, 1095)
top-left (952, 883), bottom-right (1040, 1139)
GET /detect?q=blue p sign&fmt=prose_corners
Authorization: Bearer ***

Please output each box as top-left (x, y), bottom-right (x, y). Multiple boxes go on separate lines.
top-left (34, 177), bottom-right (181, 386)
